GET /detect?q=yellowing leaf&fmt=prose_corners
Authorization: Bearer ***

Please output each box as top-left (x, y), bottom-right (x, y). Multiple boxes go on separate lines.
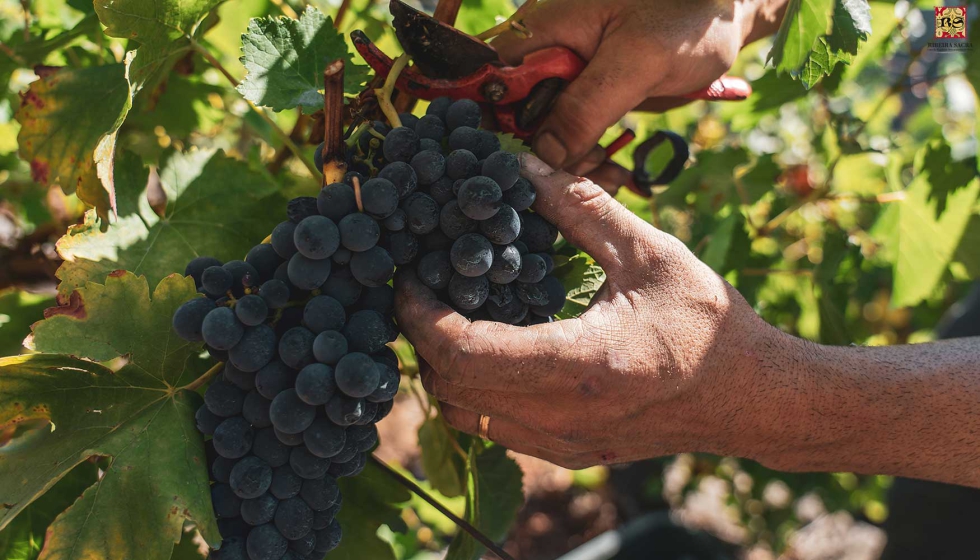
top-left (15, 58), bottom-right (135, 227)
top-left (54, 149), bottom-right (285, 298)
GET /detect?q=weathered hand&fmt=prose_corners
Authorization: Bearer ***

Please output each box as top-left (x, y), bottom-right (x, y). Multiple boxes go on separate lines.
top-left (394, 154), bottom-right (785, 469)
top-left (490, 0), bottom-right (786, 191)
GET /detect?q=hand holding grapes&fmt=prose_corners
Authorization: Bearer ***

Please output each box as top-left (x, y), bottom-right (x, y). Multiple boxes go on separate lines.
top-left (395, 154), bottom-right (783, 468)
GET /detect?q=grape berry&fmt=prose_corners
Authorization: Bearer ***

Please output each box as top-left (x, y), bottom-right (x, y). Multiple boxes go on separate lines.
top-left (173, 98), bottom-right (565, 560)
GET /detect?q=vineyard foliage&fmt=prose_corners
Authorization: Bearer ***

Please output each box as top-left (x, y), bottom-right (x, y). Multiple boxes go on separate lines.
top-left (0, 0), bottom-right (977, 558)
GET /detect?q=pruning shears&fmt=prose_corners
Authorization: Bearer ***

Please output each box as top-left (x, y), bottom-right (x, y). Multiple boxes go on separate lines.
top-left (351, 0), bottom-right (752, 196)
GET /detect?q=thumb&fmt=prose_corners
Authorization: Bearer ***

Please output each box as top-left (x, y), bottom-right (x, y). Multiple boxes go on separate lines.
top-left (532, 38), bottom-right (662, 170)
top-left (520, 153), bottom-right (652, 274)
top-left (491, 0), bottom-right (610, 65)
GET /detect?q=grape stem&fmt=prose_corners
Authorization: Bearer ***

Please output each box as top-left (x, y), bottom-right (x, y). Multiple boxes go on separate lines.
top-left (368, 455), bottom-right (517, 560)
top-left (181, 361), bottom-right (225, 393)
top-left (322, 59), bottom-right (349, 184)
top-left (374, 54), bottom-right (410, 129)
top-left (475, 0), bottom-right (538, 41)
top-left (335, 0), bottom-right (352, 28)
top-left (352, 175), bottom-right (364, 212)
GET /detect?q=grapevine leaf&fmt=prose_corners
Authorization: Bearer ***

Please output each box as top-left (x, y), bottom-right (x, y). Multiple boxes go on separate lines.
top-left (700, 211), bottom-right (740, 273)
top-left (0, 290), bottom-right (54, 357)
top-left (1, 273), bottom-right (218, 560)
top-left (768, 0), bottom-right (834, 78)
top-left (954, 216), bottom-right (980, 277)
top-left (418, 415), bottom-right (466, 498)
top-left (892, 142), bottom-right (980, 307)
top-left (453, 0), bottom-right (516, 36)
top-left (237, 7), bottom-right (371, 112)
top-left (554, 253), bottom-right (605, 319)
top-left (445, 444), bottom-right (523, 560)
top-left (0, 463), bottom-right (100, 560)
top-left (93, 0), bottom-right (222, 48)
top-left (54, 148), bottom-right (285, 299)
top-left (799, 0), bottom-right (872, 88)
top-left (329, 461), bottom-right (411, 560)
top-left (0, 13), bottom-right (101, 87)
top-left (495, 133), bottom-right (531, 154)
top-left (15, 57), bottom-right (136, 227)
top-left (128, 76), bottom-right (226, 139)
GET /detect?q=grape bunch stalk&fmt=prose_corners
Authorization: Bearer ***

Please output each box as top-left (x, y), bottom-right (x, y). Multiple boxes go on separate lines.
top-left (171, 98), bottom-right (566, 560)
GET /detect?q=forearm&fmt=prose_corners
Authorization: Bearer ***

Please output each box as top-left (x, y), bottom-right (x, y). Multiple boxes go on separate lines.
top-left (746, 333), bottom-right (980, 487)
top-left (738, 0), bottom-right (790, 46)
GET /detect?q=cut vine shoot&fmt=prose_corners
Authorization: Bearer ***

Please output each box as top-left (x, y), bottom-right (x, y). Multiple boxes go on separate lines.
top-left (171, 97), bottom-right (566, 559)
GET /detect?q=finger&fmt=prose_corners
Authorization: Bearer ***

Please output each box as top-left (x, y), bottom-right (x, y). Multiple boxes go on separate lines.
top-left (520, 153), bottom-right (653, 273)
top-left (634, 97), bottom-right (695, 113)
top-left (584, 161), bottom-right (632, 195)
top-left (440, 403), bottom-right (587, 460)
top-left (420, 361), bottom-right (554, 430)
top-left (531, 36), bottom-right (663, 170)
top-left (394, 268), bottom-right (586, 391)
top-left (566, 145), bottom-right (607, 177)
top-left (490, 0), bottom-right (612, 65)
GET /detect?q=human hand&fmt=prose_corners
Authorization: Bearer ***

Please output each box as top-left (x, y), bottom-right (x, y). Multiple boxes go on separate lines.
top-left (492, 0), bottom-right (785, 191)
top-left (394, 154), bottom-right (796, 469)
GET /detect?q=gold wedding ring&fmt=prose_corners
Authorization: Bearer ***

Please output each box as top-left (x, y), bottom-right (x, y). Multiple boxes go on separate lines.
top-left (478, 414), bottom-right (491, 440)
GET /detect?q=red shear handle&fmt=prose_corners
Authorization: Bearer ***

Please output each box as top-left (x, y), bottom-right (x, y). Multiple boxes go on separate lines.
top-left (682, 75), bottom-right (752, 101)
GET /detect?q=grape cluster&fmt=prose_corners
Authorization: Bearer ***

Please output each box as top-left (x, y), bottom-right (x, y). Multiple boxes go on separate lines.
top-left (172, 97), bottom-right (566, 560)
top-left (352, 97), bottom-right (567, 324)
top-left (173, 193), bottom-right (400, 559)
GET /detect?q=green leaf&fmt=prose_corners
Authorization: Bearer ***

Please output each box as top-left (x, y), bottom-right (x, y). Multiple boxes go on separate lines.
top-left (0, 13), bottom-right (101, 87)
top-left (553, 253), bottom-right (606, 319)
top-left (15, 58), bottom-right (136, 226)
top-left (701, 211), bottom-right (740, 273)
top-left (953, 216), bottom-right (980, 278)
top-left (2, 272), bottom-right (218, 560)
top-left (768, 0), bottom-right (835, 77)
top-left (495, 133), bottom-right (531, 154)
top-left (799, 0), bottom-right (872, 88)
top-left (328, 461), bottom-right (411, 560)
top-left (892, 142), bottom-right (980, 307)
top-left (418, 415), bottom-right (466, 498)
top-left (0, 290), bottom-right (54, 357)
top-left (0, 462), bottom-right (100, 560)
top-left (54, 148), bottom-right (284, 299)
top-left (238, 7), bottom-right (371, 112)
top-left (453, 0), bottom-right (516, 36)
top-left (445, 444), bottom-right (523, 560)
top-left (94, 0), bottom-right (221, 48)
top-left (128, 76), bottom-right (226, 139)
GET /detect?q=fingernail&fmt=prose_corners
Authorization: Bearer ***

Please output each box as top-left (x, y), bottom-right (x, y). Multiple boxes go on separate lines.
top-left (519, 153), bottom-right (555, 177)
top-left (533, 132), bottom-right (567, 169)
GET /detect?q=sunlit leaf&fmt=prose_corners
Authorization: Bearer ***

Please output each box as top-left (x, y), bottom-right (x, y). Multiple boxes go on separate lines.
top-left (2, 272), bottom-right (218, 560)
top-left (768, 0), bottom-right (834, 77)
top-left (892, 141), bottom-right (980, 307)
top-left (54, 148), bottom-right (285, 298)
top-left (238, 7), bottom-right (371, 112)
top-left (15, 57), bottom-right (135, 227)
top-left (554, 252), bottom-right (605, 319)
top-left (94, 0), bottom-right (222, 48)
top-left (418, 415), bottom-right (466, 498)
top-left (445, 443), bottom-right (523, 560)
